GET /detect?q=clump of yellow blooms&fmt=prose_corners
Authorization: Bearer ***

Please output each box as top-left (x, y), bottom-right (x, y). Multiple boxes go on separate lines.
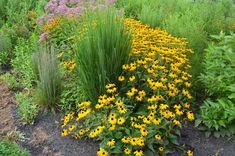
top-left (42, 17), bottom-right (62, 33)
top-left (61, 18), bottom-right (194, 155)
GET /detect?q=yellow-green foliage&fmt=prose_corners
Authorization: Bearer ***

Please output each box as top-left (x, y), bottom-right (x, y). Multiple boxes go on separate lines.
top-left (61, 19), bottom-right (194, 156)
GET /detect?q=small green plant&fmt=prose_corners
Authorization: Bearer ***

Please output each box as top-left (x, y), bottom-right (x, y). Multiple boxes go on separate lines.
top-left (59, 77), bottom-right (85, 112)
top-left (195, 98), bottom-right (235, 138)
top-left (75, 9), bottom-right (132, 102)
top-left (33, 46), bottom-right (61, 110)
top-left (16, 92), bottom-right (39, 124)
top-left (0, 72), bottom-right (19, 90)
top-left (0, 140), bottom-right (30, 156)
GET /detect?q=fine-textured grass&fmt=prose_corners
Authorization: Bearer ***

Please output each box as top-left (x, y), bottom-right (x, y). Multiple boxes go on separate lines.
top-left (75, 8), bottom-right (132, 102)
top-left (33, 46), bottom-right (61, 110)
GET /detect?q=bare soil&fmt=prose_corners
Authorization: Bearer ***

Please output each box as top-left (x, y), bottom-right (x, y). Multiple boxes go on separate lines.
top-left (0, 80), bottom-right (235, 156)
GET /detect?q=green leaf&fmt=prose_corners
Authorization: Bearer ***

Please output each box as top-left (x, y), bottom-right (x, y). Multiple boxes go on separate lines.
top-left (205, 131), bottom-right (211, 138)
top-left (228, 93), bottom-right (235, 99)
top-left (114, 132), bottom-right (123, 139)
top-left (144, 149), bottom-right (155, 156)
top-left (125, 129), bottom-right (131, 135)
top-left (213, 131), bottom-right (221, 138)
top-left (169, 134), bottom-right (179, 145)
top-left (195, 119), bottom-right (202, 127)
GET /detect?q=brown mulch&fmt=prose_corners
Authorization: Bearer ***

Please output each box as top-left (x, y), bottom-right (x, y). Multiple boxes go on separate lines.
top-left (0, 80), bottom-right (16, 137)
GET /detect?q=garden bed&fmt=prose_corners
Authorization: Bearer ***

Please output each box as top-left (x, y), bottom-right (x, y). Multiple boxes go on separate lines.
top-left (1, 81), bottom-right (234, 156)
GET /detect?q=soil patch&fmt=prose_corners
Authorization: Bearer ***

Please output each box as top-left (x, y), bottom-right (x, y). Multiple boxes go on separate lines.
top-left (0, 80), bottom-right (16, 137)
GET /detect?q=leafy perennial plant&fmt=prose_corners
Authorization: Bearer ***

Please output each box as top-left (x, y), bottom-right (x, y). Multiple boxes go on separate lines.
top-left (61, 19), bottom-right (194, 156)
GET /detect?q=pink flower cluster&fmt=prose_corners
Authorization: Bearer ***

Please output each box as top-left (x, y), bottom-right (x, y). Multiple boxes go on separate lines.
top-left (38, 0), bottom-right (116, 25)
top-left (38, 0), bottom-right (116, 42)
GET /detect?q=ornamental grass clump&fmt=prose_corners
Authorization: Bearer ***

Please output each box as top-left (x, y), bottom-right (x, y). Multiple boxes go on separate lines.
top-left (74, 9), bottom-right (132, 102)
top-left (33, 46), bottom-right (61, 110)
top-left (61, 19), bottom-right (194, 156)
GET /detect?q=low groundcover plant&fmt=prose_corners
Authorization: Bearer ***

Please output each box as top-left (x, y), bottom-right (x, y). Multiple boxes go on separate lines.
top-left (61, 19), bottom-right (194, 156)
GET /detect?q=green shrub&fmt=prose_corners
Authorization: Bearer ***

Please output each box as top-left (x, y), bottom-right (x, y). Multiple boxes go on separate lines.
top-left (196, 98), bottom-right (235, 137)
top-left (11, 34), bottom-right (38, 88)
top-left (33, 46), bottom-right (61, 110)
top-left (0, 73), bottom-right (19, 90)
top-left (0, 140), bottom-right (29, 156)
top-left (197, 32), bottom-right (235, 137)
top-left (16, 92), bottom-right (39, 124)
top-left (74, 9), bottom-right (132, 102)
top-left (199, 32), bottom-right (235, 95)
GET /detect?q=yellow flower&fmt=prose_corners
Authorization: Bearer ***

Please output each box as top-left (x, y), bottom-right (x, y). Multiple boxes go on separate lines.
top-left (109, 116), bottom-right (117, 125)
top-left (184, 103), bottom-right (190, 108)
top-left (117, 105), bottom-right (127, 114)
top-left (134, 149), bottom-right (143, 156)
top-left (153, 118), bottom-right (161, 125)
top-left (117, 117), bottom-right (126, 125)
top-left (130, 138), bottom-right (138, 146)
top-left (129, 75), bottom-right (136, 82)
top-left (143, 117), bottom-right (151, 124)
top-left (97, 148), bottom-right (108, 156)
top-left (69, 125), bottom-right (75, 132)
top-left (159, 104), bottom-right (169, 110)
top-left (122, 64), bottom-right (129, 70)
top-left (173, 119), bottom-right (180, 125)
top-left (61, 129), bottom-right (69, 137)
top-left (107, 139), bottom-right (115, 147)
top-left (187, 111), bottom-right (195, 121)
top-left (116, 100), bottom-right (123, 106)
top-left (159, 147), bottom-right (164, 152)
top-left (118, 76), bottom-right (125, 81)
top-left (109, 124), bottom-right (116, 131)
top-left (155, 134), bottom-right (161, 140)
top-left (124, 148), bottom-right (131, 155)
top-left (140, 128), bottom-right (148, 136)
top-left (122, 137), bottom-right (130, 143)
top-left (79, 129), bottom-right (85, 136)
top-left (187, 150), bottom-right (193, 156)
top-left (126, 88), bottom-right (137, 97)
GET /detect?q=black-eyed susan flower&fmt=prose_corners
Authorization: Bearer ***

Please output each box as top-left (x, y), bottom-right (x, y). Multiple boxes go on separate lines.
top-left (118, 76), bottom-right (125, 81)
top-left (155, 134), bottom-right (161, 140)
top-left (124, 148), bottom-right (131, 155)
top-left (117, 117), bottom-right (126, 125)
top-left (134, 149), bottom-right (143, 156)
top-left (107, 139), bottom-right (115, 147)
top-left (159, 147), bottom-right (164, 152)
